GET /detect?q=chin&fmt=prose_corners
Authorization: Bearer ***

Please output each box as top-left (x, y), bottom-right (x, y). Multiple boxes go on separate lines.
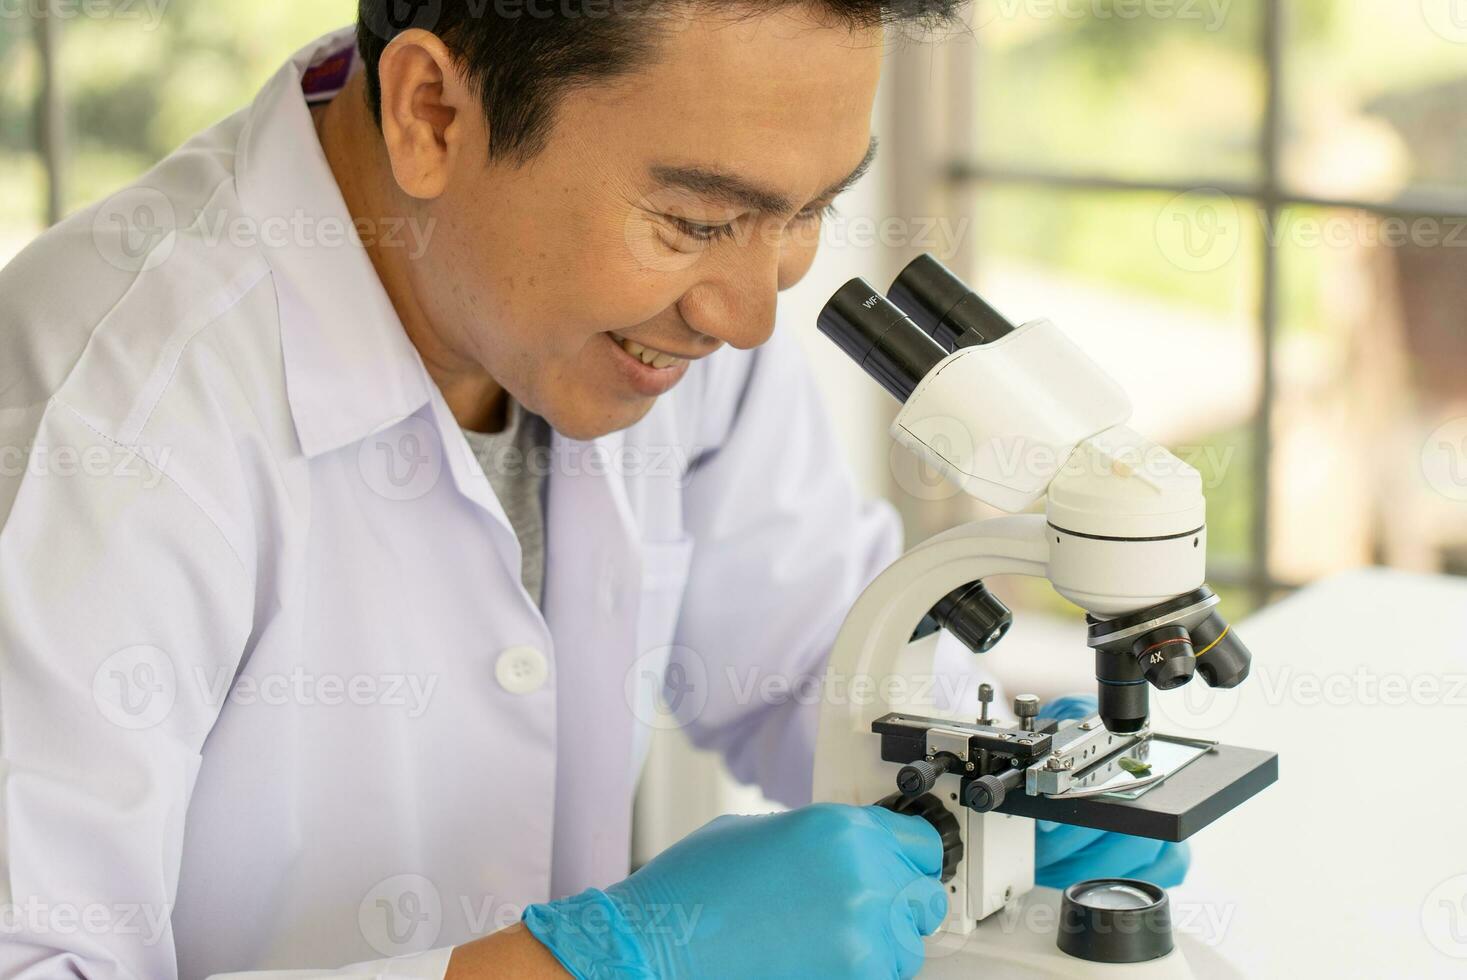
top-left (543, 394), bottom-right (657, 442)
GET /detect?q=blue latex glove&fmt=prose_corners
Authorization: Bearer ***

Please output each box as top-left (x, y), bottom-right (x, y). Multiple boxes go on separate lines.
top-left (523, 804), bottom-right (948, 979)
top-left (1033, 694), bottom-right (1191, 890)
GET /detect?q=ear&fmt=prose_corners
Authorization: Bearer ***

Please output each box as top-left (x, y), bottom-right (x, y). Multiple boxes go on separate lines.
top-left (376, 29), bottom-right (476, 199)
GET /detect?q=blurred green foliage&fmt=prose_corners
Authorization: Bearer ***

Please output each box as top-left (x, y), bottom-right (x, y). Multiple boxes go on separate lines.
top-left (1, 0), bottom-right (353, 216)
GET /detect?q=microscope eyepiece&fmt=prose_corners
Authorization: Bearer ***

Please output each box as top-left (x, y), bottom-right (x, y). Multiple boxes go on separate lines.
top-left (817, 278), bottom-right (948, 402)
top-left (887, 254), bottom-right (1017, 351)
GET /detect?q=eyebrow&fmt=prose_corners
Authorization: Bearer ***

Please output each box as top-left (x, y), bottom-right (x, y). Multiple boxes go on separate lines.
top-left (648, 136), bottom-right (880, 216)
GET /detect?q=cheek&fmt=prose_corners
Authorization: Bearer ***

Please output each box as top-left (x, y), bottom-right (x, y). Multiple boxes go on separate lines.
top-left (559, 228), bottom-right (696, 335)
top-left (777, 227), bottom-right (822, 291)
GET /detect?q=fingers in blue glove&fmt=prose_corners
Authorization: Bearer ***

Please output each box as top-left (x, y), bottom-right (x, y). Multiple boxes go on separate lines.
top-left (864, 804), bottom-right (945, 879)
top-left (527, 803), bottom-right (954, 980)
top-left (1035, 820), bottom-right (1109, 865)
top-left (889, 872), bottom-right (950, 979)
top-left (1036, 828), bottom-right (1191, 891)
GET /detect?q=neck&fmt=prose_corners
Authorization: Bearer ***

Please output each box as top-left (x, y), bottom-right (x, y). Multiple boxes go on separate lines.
top-left (314, 71), bottom-right (508, 433)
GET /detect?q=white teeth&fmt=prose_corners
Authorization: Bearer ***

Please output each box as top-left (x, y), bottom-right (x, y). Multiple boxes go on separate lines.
top-left (614, 334), bottom-right (686, 370)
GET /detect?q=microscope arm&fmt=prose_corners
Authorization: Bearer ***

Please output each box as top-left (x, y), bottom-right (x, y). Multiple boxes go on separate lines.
top-left (813, 515), bottom-right (1049, 808)
top-left (812, 515), bottom-right (1051, 922)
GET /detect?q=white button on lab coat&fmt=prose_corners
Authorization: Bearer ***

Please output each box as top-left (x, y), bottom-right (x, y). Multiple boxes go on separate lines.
top-left (0, 28), bottom-right (907, 980)
top-left (495, 646), bottom-right (549, 695)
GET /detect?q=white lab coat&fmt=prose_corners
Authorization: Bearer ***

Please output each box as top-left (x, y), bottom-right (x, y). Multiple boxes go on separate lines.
top-left (0, 28), bottom-right (904, 980)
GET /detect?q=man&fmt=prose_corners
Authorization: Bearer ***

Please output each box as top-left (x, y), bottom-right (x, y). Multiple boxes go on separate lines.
top-left (0, 2), bottom-right (1184, 977)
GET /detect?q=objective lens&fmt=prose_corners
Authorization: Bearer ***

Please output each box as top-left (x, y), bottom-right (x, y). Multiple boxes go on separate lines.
top-left (817, 278), bottom-right (948, 402)
top-left (1096, 648), bottom-right (1148, 734)
top-left (1191, 612), bottom-right (1252, 689)
top-left (1131, 625), bottom-right (1196, 692)
top-left (887, 254), bottom-right (1017, 351)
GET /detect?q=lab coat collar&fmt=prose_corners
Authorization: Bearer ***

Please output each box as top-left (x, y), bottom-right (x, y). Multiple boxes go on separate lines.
top-left (235, 28), bottom-right (434, 460)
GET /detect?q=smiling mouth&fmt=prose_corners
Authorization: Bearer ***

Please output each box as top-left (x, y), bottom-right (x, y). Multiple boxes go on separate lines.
top-left (610, 333), bottom-right (690, 370)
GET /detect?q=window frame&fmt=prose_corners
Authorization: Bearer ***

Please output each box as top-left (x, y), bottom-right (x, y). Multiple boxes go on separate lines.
top-left (936, 0), bottom-right (1467, 608)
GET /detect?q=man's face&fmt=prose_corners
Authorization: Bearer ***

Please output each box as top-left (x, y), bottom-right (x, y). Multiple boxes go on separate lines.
top-left (407, 7), bottom-right (884, 440)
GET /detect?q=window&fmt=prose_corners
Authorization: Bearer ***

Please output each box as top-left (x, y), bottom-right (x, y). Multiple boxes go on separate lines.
top-left (911, 0), bottom-right (1467, 610)
top-left (1, 1), bottom-right (354, 267)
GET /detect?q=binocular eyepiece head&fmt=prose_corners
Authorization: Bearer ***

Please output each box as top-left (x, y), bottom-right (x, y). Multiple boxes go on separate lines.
top-left (816, 255), bottom-right (1018, 404)
top-left (1087, 588), bottom-right (1252, 734)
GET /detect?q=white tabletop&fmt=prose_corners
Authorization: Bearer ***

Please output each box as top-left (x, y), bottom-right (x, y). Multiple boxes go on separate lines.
top-left (1162, 568), bottom-right (1467, 978)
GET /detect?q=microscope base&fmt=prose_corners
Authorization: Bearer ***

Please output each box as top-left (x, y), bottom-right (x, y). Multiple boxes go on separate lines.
top-left (918, 888), bottom-right (1201, 980)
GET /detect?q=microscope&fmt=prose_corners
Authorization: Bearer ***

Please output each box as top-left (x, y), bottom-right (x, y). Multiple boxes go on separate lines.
top-left (811, 256), bottom-right (1277, 977)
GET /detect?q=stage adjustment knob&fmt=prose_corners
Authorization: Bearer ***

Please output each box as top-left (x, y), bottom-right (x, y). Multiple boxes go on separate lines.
top-left (896, 754), bottom-right (955, 798)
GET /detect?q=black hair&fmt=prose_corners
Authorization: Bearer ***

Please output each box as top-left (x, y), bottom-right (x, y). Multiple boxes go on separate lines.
top-left (357, 0), bottom-right (965, 165)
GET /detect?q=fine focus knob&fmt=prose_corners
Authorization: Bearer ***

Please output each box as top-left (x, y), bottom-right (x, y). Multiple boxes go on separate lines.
top-left (877, 792), bottom-right (964, 883)
top-left (897, 756), bottom-right (952, 798)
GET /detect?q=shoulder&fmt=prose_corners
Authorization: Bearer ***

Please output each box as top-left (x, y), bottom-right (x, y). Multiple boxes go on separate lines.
top-left (0, 111), bottom-right (298, 559)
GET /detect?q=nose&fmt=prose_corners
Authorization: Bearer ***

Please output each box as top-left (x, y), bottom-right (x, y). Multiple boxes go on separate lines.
top-left (677, 221), bottom-right (823, 350)
top-left (677, 258), bottom-right (778, 351)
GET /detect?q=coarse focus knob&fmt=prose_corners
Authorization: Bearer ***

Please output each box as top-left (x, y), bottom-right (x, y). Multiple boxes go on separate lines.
top-left (877, 792), bottom-right (964, 883)
top-left (897, 755), bottom-right (954, 797)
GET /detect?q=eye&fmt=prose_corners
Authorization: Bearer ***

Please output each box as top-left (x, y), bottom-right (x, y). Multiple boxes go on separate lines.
top-left (664, 215), bottom-right (738, 243)
top-left (794, 202), bottom-right (839, 224)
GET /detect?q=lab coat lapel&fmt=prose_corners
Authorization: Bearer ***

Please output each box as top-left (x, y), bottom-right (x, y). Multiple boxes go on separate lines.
top-left (415, 386), bottom-right (534, 609)
top-left (544, 426), bottom-right (643, 896)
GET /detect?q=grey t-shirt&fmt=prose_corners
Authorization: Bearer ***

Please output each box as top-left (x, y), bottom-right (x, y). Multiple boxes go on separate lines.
top-left (461, 400), bottom-right (551, 606)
